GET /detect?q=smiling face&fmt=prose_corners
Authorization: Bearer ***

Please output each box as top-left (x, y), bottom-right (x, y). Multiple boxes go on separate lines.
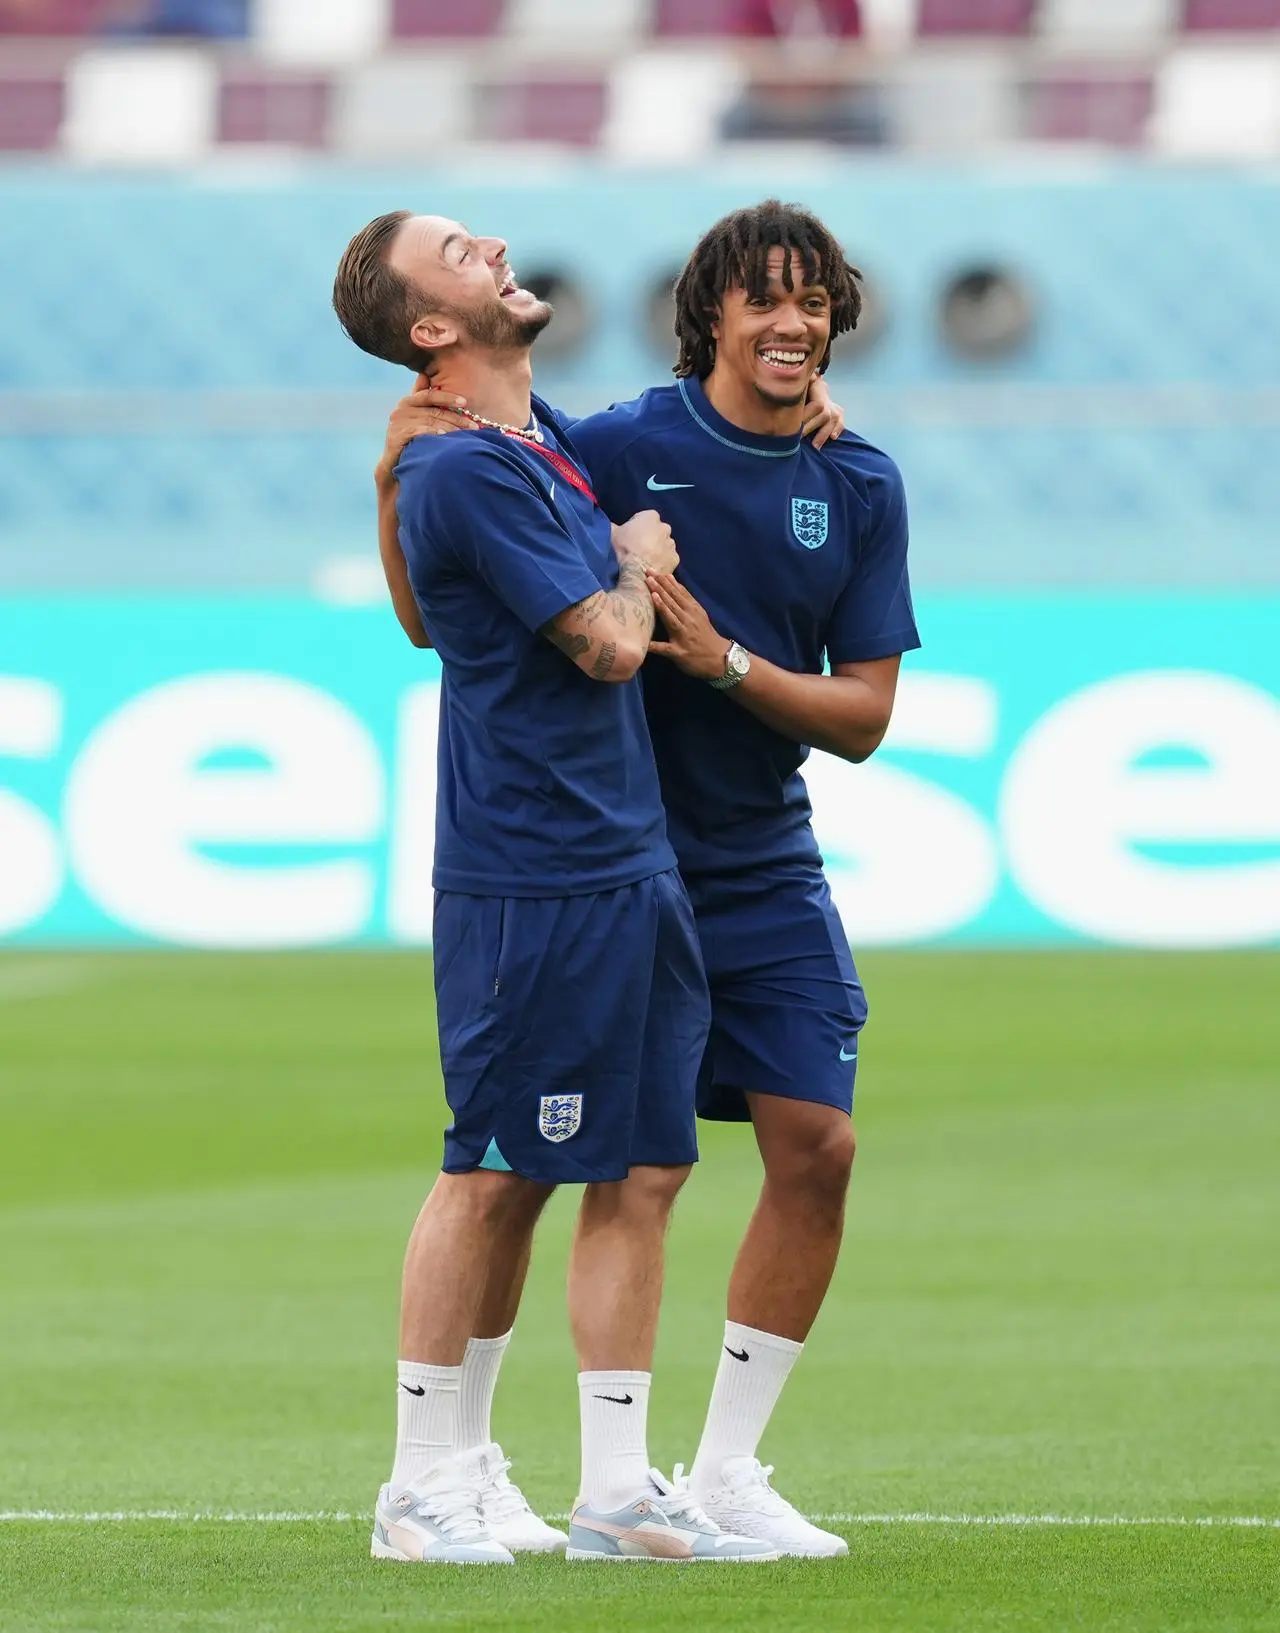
top-left (710, 247), bottom-right (832, 410)
top-left (387, 214), bottom-right (552, 359)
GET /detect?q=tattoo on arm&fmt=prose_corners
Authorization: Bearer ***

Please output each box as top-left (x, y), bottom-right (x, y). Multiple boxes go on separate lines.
top-left (608, 560), bottom-right (656, 637)
top-left (541, 564), bottom-right (652, 676)
top-left (546, 626), bottom-right (590, 660)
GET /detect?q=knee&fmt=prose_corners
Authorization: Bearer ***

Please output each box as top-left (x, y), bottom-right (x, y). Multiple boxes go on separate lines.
top-left (586, 1162), bottom-right (691, 1224)
top-left (443, 1170), bottom-right (549, 1228)
top-left (769, 1122), bottom-right (855, 1214)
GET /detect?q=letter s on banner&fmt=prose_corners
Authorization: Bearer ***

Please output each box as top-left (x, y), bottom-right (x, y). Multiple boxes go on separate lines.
top-left (807, 673), bottom-right (1001, 944)
top-left (0, 678), bottom-right (63, 936)
top-left (1001, 670), bottom-right (1280, 947)
top-left (64, 674), bottom-right (384, 947)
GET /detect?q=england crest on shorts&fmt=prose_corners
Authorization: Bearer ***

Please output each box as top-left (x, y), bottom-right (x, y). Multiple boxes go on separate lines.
top-left (791, 497), bottom-right (828, 550)
top-left (790, 493), bottom-right (829, 551)
top-left (538, 1094), bottom-right (583, 1143)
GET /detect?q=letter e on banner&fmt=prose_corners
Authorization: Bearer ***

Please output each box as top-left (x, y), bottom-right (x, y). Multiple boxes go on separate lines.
top-left (64, 674), bottom-right (384, 947)
top-left (1001, 670), bottom-right (1280, 947)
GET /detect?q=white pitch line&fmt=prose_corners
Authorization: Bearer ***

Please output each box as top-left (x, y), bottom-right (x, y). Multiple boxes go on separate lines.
top-left (1, 1511), bottom-right (1277, 1529)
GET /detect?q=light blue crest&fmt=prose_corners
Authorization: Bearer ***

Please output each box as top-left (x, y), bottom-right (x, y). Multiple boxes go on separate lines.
top-left (791, 497), bottom-right (829, 550)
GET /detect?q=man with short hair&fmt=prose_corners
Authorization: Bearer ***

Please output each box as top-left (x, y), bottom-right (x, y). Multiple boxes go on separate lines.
top-left (377, 198), bottom-right (918, 1558)
top-left (332, 211), bottom-right (776, 1565)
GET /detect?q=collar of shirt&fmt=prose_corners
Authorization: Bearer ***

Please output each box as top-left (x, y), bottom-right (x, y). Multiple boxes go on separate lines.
top-left (678, 375), bottom-right (805, 460)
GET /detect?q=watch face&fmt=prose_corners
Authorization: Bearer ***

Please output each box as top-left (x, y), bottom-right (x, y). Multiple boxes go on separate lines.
top-left (729, 644), bottom-right (750, 677)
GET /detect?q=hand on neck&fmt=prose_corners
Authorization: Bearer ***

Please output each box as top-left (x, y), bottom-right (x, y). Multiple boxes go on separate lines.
top-left (702, 366), bottom-right (806, 439)
top-left (431, 347), bottom-right (536, 434)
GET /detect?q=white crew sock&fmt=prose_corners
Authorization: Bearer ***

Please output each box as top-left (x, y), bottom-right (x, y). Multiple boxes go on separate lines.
top-left (388, 1360), bottom-right (462, 1491)
top-left (577, 1371), bottom-right (652, 1509)
top-left (689, 1321), bottom-right (803, 1494)
top-left (457, 1329), bottom-right (512, 1451)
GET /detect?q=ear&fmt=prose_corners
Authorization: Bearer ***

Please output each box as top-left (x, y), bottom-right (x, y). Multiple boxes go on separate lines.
top-left (409, 313), bottom-right (457, 354)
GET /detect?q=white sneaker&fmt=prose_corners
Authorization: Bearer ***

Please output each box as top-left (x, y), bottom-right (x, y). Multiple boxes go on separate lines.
top-left (568, 1467), bottom-right (778, 1561)
top-left (371, 1453), bottom-right (514, 1564)
top-left (473, 1441), bottom-right (568, 1554)
top-left (693, 1457), bottom-right (848, 1558)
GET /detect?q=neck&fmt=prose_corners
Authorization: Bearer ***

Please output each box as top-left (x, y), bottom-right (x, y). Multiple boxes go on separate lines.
top-left (702, 365), bottom-right (806, 438)
top-left (430, 348), bottom-right (535, 431)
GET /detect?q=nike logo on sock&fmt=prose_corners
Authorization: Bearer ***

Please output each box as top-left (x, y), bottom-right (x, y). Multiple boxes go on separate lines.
top-left (725, 1346), bottom-right (750, 1362)
top-left (399, 1383), bottom-right (426, 1396)
top-left (595, 1392), bottom-right (634, 1405)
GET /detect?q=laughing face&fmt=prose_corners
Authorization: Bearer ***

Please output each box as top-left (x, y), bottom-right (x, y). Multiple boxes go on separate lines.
top-left (711, 246), bottom-right (832, 410)
top-left (387, 214), bottom-right (553, 356)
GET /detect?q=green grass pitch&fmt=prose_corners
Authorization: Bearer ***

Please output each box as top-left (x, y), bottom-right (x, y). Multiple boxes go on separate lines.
top-left (1, 949), bottom-right (1277, 1631)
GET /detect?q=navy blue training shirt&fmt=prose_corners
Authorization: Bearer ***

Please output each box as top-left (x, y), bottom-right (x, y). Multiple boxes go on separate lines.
top-left (395, 398), bottom-right (675, 897)
top-left (562, 375), bottom-right (920, 882)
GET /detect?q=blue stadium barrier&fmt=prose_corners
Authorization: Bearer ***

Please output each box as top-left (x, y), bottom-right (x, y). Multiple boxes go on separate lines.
top-left (0, 162), bottom-right (1277, 590)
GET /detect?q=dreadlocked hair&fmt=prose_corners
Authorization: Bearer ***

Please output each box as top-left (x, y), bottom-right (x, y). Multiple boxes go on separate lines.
top-left (672, 199), bottom-right (862, 380)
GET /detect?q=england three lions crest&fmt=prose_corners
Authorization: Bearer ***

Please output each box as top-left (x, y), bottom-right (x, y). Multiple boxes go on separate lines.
top-left (538, 1094), bottom-right (582, 1143)
top-left (791, 497), bottom-right (829, 550)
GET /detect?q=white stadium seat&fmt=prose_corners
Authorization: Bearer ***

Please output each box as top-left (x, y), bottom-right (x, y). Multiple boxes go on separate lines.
top-left (332, 54), bottom-right (474, 158)
top-left (602, 48), bottom-right (746, 161)
top-left (62, 48), bottom-right (217, 164)
top-left (1038, 0), bottom-right (1178, 44)
top-left (507, 0), bottom-right (649, 44)
top-left (252, 0), bottom-right (391, 67)
top-left (1149, 47), bottom-right (1280, 156)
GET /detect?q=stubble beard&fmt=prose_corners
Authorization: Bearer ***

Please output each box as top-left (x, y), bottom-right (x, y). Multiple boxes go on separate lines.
top-left (462, 294), bottom-right (554, 352)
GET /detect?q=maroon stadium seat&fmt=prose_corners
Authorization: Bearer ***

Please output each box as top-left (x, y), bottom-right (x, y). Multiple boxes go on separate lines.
top-left (653, 0), bottom-right (751, 33)
top-left (479, 76), bottom-right (607, 145)
top-left (0, 0), bottom-right (102, 34)
top-left (1183, 0), bottom-right (1280, 27)
top-left (916, 0), bottom-right (1033, 33)
top-left (391, 0), bottom-right (507, 36)
top-left (219, 74), bottom-right (331, 147)
top-left (655, 0), bottom-right (860, 31)
top-left (1024, 74), bottom-right (1154, 145)
top-left (0, 75), bottom-right (63, 146)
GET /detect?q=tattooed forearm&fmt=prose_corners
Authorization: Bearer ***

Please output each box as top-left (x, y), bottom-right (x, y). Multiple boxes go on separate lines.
top-left (608, 561), bottom-right (656, 636)
top-left (546, 627), bottom-right (590, 660)
top-left (541, 561), bottom-right (653, 680)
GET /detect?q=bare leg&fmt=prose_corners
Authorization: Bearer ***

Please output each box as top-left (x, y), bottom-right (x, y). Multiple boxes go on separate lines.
top-left (400, 1170), bottom-right (553, 1363)
top-left (727, 1096), bottom-right (855, 1342)
top-left (567, 1164), bottom-right (690, 1508)
top-left (569, 1164), bottom-right (691, 1369)
top-left (472, 1211), bottom-right (538, 1341)
top-left (686, 1098), bottom-right (856, 1502)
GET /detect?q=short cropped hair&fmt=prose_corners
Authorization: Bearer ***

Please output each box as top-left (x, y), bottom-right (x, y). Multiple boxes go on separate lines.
top-left (332, 210), bottom-right (436, 372)
top-left (672, 199), bottom-right (862, 379)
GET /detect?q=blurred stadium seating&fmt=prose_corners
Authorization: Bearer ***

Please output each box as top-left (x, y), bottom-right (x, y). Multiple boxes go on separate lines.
top-left (0, 0), bottom-right (1276, 593)
top-left (0, 0), bottom-right (1277, 154)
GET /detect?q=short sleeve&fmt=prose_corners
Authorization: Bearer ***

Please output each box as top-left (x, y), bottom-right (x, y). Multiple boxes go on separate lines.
top-left (398, 441), bottom-right (602, 635)
top-left (826, 455), bottom-right (921, 666)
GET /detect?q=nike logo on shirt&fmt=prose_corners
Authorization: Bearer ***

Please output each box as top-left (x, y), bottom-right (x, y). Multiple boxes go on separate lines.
top-left (725, 1346), bottom-right (750, 1363)
top-left (840, 1045), bottom-right (858, 1062)
top-left (647, 475), bottom-right (695, 491)
top-left (595, 1392), bottom-right (634, 1405)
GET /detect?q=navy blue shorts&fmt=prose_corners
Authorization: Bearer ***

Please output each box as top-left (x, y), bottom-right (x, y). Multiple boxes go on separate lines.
top-left (433, 869), bottom-right (707, 1184)
top-left (687, 866), bottom-right (867, 1124)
